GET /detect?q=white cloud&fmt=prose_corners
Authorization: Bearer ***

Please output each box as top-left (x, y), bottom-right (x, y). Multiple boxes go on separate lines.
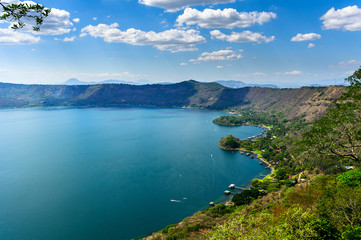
top-left (2, 0), bottom-right (23, 3)
top-left (79, 32), bottom-right (87, 37)
top-left (235, 72), bottom-right (266, 78)
top-left (81, 23), bottom-right (206, 52)
top-left (0, 28), bottom-right (40, 45)
top-left (55, 36), bottom-right (76, 42)
top-left (291, 33), bottom-right (321, 42)
top-left (285, 70), bottom-right (302, 75)
top-left (336, 60), bottom-right (361, 67)
top-left (276, 70), bottom-right (302, 75)
top-left (73, 18), bottom-right (80, 23)
top-left (180, 62), bottom-right (187, 66)
top-left (139, 0), bottom-right (236, 12)
top-left (64, 36), bottom-right (76, 42)
top-left (216, 65), bottom-right (224, 68)
top-left (307, 43), bottom-right (315, 48)
top-left (210, 30), bottom-right (275, 43)
top-left (321, 5), bottom-right (361, 31)
top-left (176, 8), bottom-right (276, 29)
top-left (189, 49), bottom-right (242, 63)
top-left (253, 72), bottom-right (265, 76)
top-left (28, 8), bottom-right (73, 35)
top-left (93, 17), bottom-right (97, 21)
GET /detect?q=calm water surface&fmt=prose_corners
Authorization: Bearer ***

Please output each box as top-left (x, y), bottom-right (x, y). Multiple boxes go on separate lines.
top-left (0, 107), bottom-right (270, 239)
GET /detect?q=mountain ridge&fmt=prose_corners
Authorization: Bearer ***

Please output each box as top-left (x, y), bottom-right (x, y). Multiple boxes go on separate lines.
top-left (0, 80), bottom-right (344, 121)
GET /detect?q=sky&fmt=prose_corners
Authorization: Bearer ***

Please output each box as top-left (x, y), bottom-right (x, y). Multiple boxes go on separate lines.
top-left (0, 0), bottom-right (361, 87)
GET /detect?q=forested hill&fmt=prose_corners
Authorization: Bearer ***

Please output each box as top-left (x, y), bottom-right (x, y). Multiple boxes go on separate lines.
top-left (0, 80), bottom-right (344, 121)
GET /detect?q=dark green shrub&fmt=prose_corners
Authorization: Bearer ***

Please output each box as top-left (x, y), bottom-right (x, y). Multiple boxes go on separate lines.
top-left (185, 225), bottom-right (202, 233)
top-left (343, 226), bottom-right (361, 240)
top-left (223, 135), bottom-right (240, 148)
top-left (232, 188), bottom-right (266, 206)
top-left (312, 219), bottom-right (340, 240)
top-left (162, 223), bottom-right (177, 234)
top-left (208, 204), bottom-right (234, 217)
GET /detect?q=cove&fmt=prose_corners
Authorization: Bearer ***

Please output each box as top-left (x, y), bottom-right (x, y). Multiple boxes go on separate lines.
top-left (0, 107), bottom-right (270, 240)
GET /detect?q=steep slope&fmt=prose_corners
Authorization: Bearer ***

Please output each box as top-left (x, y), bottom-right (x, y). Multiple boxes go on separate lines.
top-left (0, 81), bottom-right (198, 108)
top-left (0, 81), bottom-right (344, 121)
top-left (241, 86), bottom-right (344, 121)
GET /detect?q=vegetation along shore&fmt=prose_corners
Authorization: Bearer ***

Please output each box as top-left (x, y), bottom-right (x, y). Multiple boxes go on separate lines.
top-left (144, 67), bottom-right (361, 239)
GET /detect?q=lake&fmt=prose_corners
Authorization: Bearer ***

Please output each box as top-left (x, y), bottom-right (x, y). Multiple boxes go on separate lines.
top-left (0, 107), bottom-right (270, 239)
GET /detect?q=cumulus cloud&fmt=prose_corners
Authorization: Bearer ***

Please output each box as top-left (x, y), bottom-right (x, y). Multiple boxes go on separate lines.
top-left (180, 62), bottom-right (187, 66)
top-left (73, 18), bottom-right (80, 23)
top-left (0, 28), bottom-right (40, 45)
top-left (321, 5), bottom-right (361, 31)
top-left (307, 43), bottom-right (315, 48)
top-left (139, 0), bottom-right (236, 12)
top-left (176, 8), bottom-right (276, 29)
top-left (216, 65), bottom-right (224, 68)
top-left (210, 30), bottom-right (275, 43)
top-left (35, 8), bottom-right (73, 35)
top-left (12, 8), bottom-right (74, 35)
top-left (81, 23), bottom-right (206, 52)
top-left (189, 49), bottom-right (242, 63)
top-left (291, 33), bottom-right (321, 42)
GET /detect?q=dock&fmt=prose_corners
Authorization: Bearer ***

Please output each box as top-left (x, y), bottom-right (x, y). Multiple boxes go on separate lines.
top-left (228, 184), bottom-right (248, 190)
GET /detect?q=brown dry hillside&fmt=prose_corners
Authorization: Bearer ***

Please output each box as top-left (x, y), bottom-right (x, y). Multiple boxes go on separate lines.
top-left (241, 86), bottom-right (344, 121)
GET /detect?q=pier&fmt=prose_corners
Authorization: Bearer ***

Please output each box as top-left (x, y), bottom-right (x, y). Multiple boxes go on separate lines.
top-left (228, 184), bottom-right (248, 190)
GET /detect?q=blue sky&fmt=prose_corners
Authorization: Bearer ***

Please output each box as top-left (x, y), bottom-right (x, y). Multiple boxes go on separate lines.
top-left (0, 0), bottom-right (361, 87)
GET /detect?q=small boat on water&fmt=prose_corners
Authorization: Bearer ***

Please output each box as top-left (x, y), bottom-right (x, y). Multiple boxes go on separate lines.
top-left (228, 184), bottom-right (235, 189)
top-left (224, 190), bottom-right (231, 195)
top-left (251, 155), bottom-right (255, 158)
top-left (209, 202), bottom-right (215, 206)
top-left (246, 153), bottom-right (250, 156)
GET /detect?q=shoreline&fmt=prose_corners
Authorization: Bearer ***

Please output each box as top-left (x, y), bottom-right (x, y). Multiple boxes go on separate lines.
top-left (145, 125), bottom-right (273, 239)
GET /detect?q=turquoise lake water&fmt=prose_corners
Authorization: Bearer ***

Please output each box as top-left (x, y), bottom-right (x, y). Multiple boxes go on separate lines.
top-left (0, 107), bottom-right (270, 239)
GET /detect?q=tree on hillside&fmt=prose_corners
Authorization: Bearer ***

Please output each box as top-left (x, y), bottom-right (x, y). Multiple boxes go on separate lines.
top-left (0, 1), bottom-right (51, 31)
top-left (304, 66), bottom-right (361, 163)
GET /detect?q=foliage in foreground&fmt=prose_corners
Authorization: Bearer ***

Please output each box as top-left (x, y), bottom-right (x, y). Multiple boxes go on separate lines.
top-left (0, 1), bottom-right (51, 31)
top-left (304, 66), bottom-right (361, 168)
top-left (205, 172), bottom-right (361, 240)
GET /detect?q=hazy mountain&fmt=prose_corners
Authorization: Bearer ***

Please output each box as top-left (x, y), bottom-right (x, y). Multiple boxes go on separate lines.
top-left (62, 78), bottom-right (152, 85)
top-left (63, 78), bottom-right (89, 85)
top-left (215, 80), bottom-right (278, 88)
